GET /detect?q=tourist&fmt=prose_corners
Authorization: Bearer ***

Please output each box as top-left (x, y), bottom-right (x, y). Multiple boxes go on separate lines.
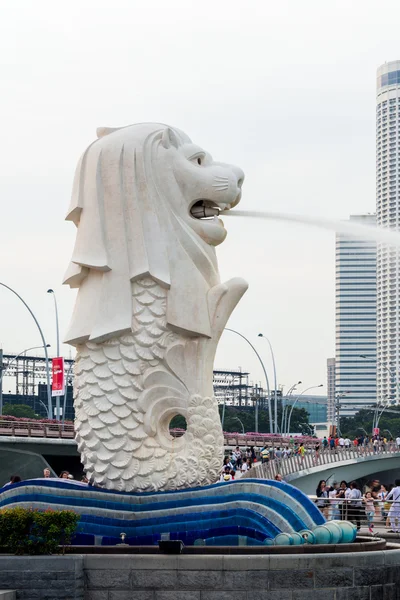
top-left (43, 468), bottom-right (51, 478)
top-left (59, 471), bottom-right (70, 479)
top-left (336, 480), bottom-right (350, 519)
top-left (384, 478), bottom-right (400, 533)
top-left (396, 435), bottom-right (400, 450)
top-left (2, 475), bottom-right (22, 487)
top-left (328, 482), bottom-right (340, 520)
top-left (363, 491), bottom-right (375, 533)
top-left (338, 436), bottom-right (345, 451)
top-left (322, 436), bottom-right (328, 452)
top-left (344, 437), bottom-right (351, 450)
top-left (260, 446), bottom-right (270, 464)
top-left (298, 443), bottom-right (305, 461)
top-left (222, 457), bottom-right (233, 471)
top-left (316, 480), bottom-right (328, 514)
top-left (241, 458), bottom-right (252, 474)
top-left (348, 481), bottom-right (362, 531)
top-left (220, 466), bottom-right (232, 481)
top-left (232, 446), bottom-right (242, 465)
top-left (274, 473), bottom-right (283, 482)
top-left (329, 437), bottom-right (335, 451)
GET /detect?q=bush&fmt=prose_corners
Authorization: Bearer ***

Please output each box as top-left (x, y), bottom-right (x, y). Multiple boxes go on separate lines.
top-left (0, 507), bottom-right (79, 555)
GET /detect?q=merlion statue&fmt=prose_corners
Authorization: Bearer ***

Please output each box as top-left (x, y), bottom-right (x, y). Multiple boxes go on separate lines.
top-left (64, 123), bottom-right (247, 492)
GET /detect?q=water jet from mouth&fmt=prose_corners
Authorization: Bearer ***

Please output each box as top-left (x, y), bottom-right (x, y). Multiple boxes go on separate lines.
top-left (226, 209), bottom-right (400, 248)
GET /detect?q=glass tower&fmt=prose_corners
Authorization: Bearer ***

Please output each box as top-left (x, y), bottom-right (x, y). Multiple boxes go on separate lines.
top-left (376, 61), bottom-right (400, 404)
top-left (335, 215), bottom-right (377, 416)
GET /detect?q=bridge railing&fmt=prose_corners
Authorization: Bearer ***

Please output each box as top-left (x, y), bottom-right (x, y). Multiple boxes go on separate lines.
top-left (0, 420), bottom-right (75, 439)
top-left (308, 495), bottom-right (398, 532)
top-left (243, 445), bottom-right (400, 481)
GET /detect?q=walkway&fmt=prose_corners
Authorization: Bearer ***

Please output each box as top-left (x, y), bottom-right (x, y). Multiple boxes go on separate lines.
top-left (244, 446), bottom-right (400, 483)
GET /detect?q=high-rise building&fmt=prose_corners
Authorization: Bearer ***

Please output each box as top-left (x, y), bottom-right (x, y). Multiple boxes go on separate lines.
top-left (326, 358), bottom-right (335, 423)
top-left (335, 215), bottom-right (377, 416)
top-left (376, 61), bottom-right (400, 404)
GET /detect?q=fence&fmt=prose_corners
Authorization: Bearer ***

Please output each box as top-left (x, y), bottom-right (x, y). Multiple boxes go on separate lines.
top-left (243, 444), bottom-right (400, 480)
top-left (308, 495), bottom-right (398, 532)
top-left (0, 420), bottom-right (75, 439)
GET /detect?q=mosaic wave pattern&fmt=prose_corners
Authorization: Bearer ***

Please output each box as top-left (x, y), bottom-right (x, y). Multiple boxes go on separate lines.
top-left (0, 478), bottom-right (349, 546)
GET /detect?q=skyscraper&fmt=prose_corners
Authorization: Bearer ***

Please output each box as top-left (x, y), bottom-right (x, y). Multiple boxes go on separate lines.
top-left (326, 358), bottom-right (335, 423)
top-left (376, 61), bottom-right (400, 404)
top-left (335, 215), bottom-right (377, 416)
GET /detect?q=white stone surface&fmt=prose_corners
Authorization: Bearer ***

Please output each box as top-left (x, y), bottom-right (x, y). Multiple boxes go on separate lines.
top-left (64, 123), bottom-right (247, 492)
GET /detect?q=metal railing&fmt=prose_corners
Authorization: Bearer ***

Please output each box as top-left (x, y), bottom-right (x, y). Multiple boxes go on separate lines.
top-left (243, 444), bottom-right (400, 480)
top-left (308, 495), bottom-right (399, 533)
top-left (0, 420), bottom-right (75, 439)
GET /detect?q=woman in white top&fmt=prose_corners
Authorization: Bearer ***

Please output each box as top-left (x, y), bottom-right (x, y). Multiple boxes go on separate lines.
top-left (385, 478), bottom-right (400, 533)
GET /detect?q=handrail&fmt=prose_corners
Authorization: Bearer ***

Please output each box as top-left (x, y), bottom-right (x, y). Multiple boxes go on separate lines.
top-left (242, 444), bottom-right (400, 480)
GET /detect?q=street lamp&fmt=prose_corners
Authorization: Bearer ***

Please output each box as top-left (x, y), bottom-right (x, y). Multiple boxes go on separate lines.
top-left (0, 344), bottom-right (51, 417)
top-left (360, 355), bottom-right (400, 402)
top-left (233, 416), bottom-right (245, 435)
top-left (47, 290), bottom-right (60, 356)
top-left (285, 384), bottom-right (323, 435)
top-left (383, 428), bottom-right (394, 440)
top-left (281, 380), bottom-right (302, 433)
top-left (225, 328), bottom-right (272, 433)
top-left (258, 333), bottom-right (278, 433)
top-left (0, 282), bottom-right (52, 419)
top-left (48, 289), bottom-right (62, 422)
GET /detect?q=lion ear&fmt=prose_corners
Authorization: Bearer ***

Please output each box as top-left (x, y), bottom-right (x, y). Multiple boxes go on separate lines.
top-left (161, 127), bottom-right (181, 149)
top-left (96, 127), bottom-right (120, 138)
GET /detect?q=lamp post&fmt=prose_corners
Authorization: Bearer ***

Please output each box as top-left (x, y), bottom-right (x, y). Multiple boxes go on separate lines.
top-left (281, 380), bottom-right (301, 434)
top-left (47, 289), bottom-right (62, 421)
top-left (62, 361), bottom-right (74, 425)
top-left (233, 416), bottom-right (245, 435)
top-left (257, 333), bottom-right (278, 433)
top-left (0, 344), bottom-right (51, 416)
top-left (334, 392), bottom-right (348, 436)
top-left (225, 329), bottom-right (272, 433)
top-left (360, 354), bottom-right (400, 402)
top-left (373, 398), bottom-right (393, 431)
top-left (47, 290), bottom-right (60, 357)
top-left (285, 384), bottom-right (323, 435)
top-left (0, 283), bottom-right (52, 419)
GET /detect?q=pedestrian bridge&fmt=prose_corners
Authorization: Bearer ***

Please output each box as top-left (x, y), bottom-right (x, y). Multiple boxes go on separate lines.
top-left (244, 447), bottom-right (400, 493)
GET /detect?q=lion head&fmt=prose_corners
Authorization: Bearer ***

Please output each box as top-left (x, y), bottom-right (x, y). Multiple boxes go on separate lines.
top-left (63, 123), bottom-right (244, 345)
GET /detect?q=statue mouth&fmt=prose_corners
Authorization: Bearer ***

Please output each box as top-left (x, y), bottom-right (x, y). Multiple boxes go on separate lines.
top-left (190, 200), bottom-right (230, 220)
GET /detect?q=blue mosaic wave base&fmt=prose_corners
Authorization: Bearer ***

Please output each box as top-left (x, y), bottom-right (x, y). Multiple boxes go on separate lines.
top-left (0, 479), bottom-right (354, 546)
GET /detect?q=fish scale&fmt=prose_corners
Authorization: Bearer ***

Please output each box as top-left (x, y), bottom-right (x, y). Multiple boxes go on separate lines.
top-left (74, 277), bottom-right (223, 492)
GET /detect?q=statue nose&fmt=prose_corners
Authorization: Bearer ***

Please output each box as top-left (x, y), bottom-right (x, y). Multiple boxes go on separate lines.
top-left (234, 166), bottom-right (245, 188)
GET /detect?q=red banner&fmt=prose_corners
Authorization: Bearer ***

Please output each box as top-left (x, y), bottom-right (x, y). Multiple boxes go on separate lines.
top-left (51, 357), bottom-right (65, 397)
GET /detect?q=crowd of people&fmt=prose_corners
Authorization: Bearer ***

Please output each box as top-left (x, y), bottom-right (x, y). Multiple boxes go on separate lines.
top-left (320, 433), bottom-right (400, 453)
top-left (2, 468), bottom-right (88, 487)
top-left (315, 478), bottom-right (400, 534)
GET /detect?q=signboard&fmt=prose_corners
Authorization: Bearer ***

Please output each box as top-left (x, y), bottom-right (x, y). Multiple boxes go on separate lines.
top-left (51, 357), bottom-right (65, 397)
top-left (373, 427), bottom-right (380, 436)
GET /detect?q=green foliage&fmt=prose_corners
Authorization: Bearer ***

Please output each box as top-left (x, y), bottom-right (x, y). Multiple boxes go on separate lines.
top-left (339, 406), bottom-right (400, 439)
top-left (169, 414), bottom-right (187, 429)
top-left (0, 507), bottom-right (79, 555)
top-left (2, 404), bottom-right (37, 419)
top-left (218, 404), bottom-right (311, 434)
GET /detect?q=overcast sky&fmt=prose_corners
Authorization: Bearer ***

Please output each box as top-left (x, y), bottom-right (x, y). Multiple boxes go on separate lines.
top-left (0, 0), bottom-right (396, 396)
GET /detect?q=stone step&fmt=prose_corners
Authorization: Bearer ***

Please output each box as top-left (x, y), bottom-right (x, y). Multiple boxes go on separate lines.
top-left (0, 591), bottom-right (15, 600)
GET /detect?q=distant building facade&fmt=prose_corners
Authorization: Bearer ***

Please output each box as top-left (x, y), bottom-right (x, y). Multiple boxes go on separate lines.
top-left (376, 61), bottom-right (400, 404)
top-left (335, 214), bottom-right (377, 416)
top-left (327, 358), bottom-right (336, 423)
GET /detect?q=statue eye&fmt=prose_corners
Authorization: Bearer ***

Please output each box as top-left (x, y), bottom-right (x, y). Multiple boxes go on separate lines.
top-left (190, 153), bottom-right (206, 166)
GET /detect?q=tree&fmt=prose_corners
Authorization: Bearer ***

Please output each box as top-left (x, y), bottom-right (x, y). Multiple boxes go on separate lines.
top-left (217, 404), bottom-right (311, 434)
top-left (2, 404), bottom-right (37, 419)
